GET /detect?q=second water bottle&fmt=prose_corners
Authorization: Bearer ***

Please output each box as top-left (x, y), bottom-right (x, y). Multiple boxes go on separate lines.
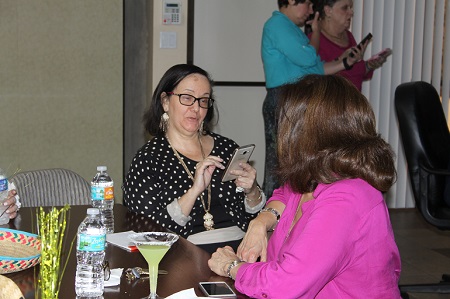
top-left (75, 208), bottom-right (106, 297)
top-left (91, 166), bottom-right (114, 233)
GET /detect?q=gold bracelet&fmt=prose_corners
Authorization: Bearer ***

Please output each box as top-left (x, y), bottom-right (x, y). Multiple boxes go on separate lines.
top-left (245, 185), bottom-right (263, 202)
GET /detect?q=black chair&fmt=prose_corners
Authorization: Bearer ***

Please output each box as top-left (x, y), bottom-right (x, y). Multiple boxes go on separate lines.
top-left (395, 81), bottom-right (450, 294)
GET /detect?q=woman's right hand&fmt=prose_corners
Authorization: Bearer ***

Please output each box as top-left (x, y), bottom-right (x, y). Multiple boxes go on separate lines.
top-left (307, 11), bottom-right (320, 33)
top-left (237, 217), bottom-right (269, 263)
top-left (192, 155), bottom-right (225, 194)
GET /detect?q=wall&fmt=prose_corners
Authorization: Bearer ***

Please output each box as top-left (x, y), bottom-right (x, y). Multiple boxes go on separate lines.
top-left (124, 0), bottom-right (152, 182)
top-left (0, 1), bottom-right (123, 201)
top-left (152, 0), bottom-right (189, 90)
top-left (191, 0), bottom-right (276, 186)
top-left (193, 0), bottom-right (276, 82)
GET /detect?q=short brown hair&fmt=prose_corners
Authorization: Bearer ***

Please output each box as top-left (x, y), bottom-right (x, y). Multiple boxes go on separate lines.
top-left (278, 0), bottom-right (307, 9)
top-left (276, 74), bottom-right (396, 193)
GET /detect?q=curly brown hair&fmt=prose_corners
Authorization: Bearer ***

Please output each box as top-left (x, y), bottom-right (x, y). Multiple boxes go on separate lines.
top-left (276, 74), bottom-right (396, 193)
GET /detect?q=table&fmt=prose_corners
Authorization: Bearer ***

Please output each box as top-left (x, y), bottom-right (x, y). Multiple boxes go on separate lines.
top-left (4, 204), bottom-right (249, 298)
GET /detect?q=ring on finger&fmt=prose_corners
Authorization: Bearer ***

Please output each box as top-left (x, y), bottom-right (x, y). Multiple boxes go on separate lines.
top-left (236, 187), bottom-right (244, 193)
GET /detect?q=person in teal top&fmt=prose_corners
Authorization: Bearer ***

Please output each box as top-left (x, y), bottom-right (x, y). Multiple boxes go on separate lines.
top-left (261, 0), bottom-right (361, 198)
top-left (262, 10), bottom-right (324, 88)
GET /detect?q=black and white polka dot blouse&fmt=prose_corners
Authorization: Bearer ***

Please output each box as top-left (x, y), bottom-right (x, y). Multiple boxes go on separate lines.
top-left (122, 132), bottom-right (258, 239)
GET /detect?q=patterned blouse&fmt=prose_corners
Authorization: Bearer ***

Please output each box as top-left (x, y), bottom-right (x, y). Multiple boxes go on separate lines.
top-left (122, 132), bottom-right (258, 238)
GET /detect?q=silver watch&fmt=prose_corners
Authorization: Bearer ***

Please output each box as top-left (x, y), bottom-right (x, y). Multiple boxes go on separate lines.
top-left (226, 259), bottom-right (242, 279)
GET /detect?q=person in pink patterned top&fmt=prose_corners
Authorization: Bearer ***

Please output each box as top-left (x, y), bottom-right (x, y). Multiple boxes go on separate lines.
top-left (308, 0), bottom-right (390, 91)
top-left (208, 74), bottom-right (401, 298)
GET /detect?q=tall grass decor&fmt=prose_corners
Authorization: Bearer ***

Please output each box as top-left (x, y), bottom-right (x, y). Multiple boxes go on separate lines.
top-left (36, 205), bottom-right (73, 299)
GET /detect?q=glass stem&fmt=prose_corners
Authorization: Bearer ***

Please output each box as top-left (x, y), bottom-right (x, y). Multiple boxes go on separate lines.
top-left (149, 262), bottom-right (158, 298)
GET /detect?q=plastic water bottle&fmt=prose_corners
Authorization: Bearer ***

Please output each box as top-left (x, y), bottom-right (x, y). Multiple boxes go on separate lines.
top-left (91, 166), bottom-right (114, 233)
top-left (0, 169), bottom-right (9, 225)
top-left (75, 208), bottom-right (106, 297)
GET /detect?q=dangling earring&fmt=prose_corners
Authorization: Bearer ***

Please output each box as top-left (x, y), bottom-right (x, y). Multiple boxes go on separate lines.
top-left (199, 121), bottom-right (204, 134)
top-left (159, 112), bottom-right (169, 132)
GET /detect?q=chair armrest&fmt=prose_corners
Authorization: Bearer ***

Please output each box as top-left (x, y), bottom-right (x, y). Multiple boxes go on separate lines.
top-left (421, 165), bottom-right (450, 176)
top-left (418, 164), bottom-right (450, 229)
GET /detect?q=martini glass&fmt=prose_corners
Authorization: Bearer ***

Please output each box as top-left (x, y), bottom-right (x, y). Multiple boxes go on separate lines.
top-left (129, 232), bottom-right (179, 299)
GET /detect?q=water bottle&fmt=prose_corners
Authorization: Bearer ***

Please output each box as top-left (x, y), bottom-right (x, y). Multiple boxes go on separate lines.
top-left (91, 166), bottom-right (114, 233)
top-left (0, 169), bottom-right (9, 225)
top-left (75, 208), bottom-right (106, 297)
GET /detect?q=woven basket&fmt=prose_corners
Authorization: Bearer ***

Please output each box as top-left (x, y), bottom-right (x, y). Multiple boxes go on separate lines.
top-left (0, 228), bottom-right (41, 274)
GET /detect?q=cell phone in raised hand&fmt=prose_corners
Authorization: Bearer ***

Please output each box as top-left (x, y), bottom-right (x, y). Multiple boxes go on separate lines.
top-left (357, 32), bottom-right (373, 49)
top-left (221, 144), bottom-right (255, 182)
top-left (350, 33), bottom-right (373, 57)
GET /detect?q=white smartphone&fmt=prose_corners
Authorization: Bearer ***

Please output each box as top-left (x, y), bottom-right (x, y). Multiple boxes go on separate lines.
top-left (221, 144), bottom-right (255, 182)
top-left (199, 281), bottom-right (236, 297)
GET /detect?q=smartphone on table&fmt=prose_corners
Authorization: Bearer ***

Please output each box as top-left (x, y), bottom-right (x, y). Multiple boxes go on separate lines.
top-left (199, 281), bottom-right (237, 297)
top-left (221, 144), bottom-right (255, 182)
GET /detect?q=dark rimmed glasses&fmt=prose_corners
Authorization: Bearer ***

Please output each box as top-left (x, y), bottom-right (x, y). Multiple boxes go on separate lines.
top-left (167, 92), bottom-right (214, 109)
top-left (103, 260), bottom-right (111, 281)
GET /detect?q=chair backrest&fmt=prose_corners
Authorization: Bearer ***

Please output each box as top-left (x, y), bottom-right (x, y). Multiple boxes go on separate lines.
top-left (394, 81), bottom-right (450, 215)
top-left (10, 168), bottom-right (91, 207)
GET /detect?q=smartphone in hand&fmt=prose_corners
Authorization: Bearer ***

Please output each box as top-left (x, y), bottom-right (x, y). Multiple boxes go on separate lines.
top-left (221, 144), bottom-right (255, 182)
top-left (357, 32), bottom-right (373, 49)
top-left (373, 48), bottom-right (392, 60)
top-left (350, 33), bottom-right (373, 57)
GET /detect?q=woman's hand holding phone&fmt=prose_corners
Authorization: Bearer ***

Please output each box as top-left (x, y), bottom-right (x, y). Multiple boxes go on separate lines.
top-left (367, 48), bottom-right (392, 70)
top-left (349, 33), bottom-right (372, 59)
top-left (221, 144), bottom-right (258, 195)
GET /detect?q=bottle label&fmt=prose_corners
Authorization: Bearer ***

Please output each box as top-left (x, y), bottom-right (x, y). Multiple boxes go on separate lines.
top-left (77, 234), bottom-right (106, 251)
top-left (91, 186), bottom-right (114, 201)
top-left (0, 178), bottom-right (7, 192)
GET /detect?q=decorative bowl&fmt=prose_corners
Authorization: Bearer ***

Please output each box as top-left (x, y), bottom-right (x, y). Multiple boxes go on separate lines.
top-left (0, 228), bottom-right (41, 274)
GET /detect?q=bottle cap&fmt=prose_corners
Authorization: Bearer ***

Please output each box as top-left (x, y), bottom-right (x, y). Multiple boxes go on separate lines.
top-left (87, 208), bottom-right (100, 215)
top-left (97, 166), bottom-right (107, 172)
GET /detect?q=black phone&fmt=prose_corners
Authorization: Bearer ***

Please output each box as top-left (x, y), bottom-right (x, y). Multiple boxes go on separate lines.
top-left (358, 32), bottom-right (373, 49)
top-left (221, 144), bottom-right (255, 182)
top-left (350, 32), bottom-right (373, 57)
top-left (199, 282), bottom-right (236, 297)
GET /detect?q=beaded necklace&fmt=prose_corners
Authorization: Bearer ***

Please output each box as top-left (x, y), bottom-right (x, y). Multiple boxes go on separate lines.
top-left (166, 134), bottom-right (214, 230)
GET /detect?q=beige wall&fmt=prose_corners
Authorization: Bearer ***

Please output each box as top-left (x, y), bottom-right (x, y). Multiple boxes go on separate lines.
top-left (0, 1), bottom-right (123, 201)
top-left (151, 0), bottom-right (188, 92)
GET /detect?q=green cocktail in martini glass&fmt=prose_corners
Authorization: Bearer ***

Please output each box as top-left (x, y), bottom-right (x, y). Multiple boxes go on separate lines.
top-left (129, 232), bottom-right (179, 299)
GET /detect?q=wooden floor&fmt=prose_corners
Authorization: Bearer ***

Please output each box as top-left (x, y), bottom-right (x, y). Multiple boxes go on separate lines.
top-left (390, 209), bottom-right (450, 299)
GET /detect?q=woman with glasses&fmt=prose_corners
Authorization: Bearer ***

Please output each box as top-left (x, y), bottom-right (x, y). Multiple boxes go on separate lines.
top-left (123, 64), bottom-right (265, 254)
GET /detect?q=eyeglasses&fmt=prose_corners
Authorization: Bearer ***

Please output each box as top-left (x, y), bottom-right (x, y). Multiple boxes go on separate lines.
top-left (103, 260), bottom-right (111, 281)
top-left (167, 92), bottom-right (214, 109)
